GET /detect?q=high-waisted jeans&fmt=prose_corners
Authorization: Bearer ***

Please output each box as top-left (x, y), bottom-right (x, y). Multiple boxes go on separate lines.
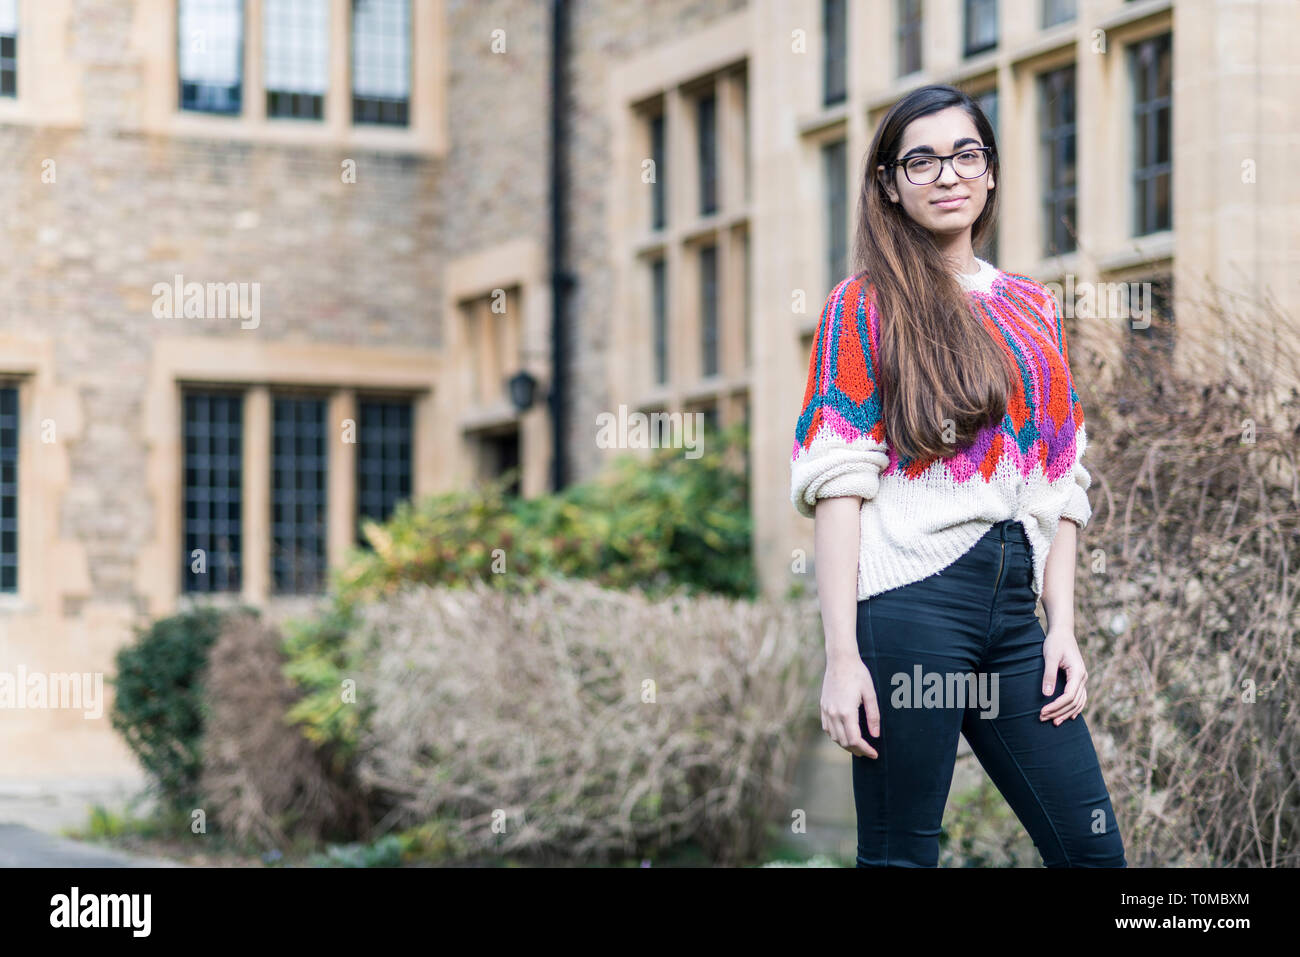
top-left (852, 518), bottom-right (1127, 867)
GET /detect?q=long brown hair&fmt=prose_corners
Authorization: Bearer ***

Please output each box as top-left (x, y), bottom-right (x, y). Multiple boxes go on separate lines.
top-left (852, 84), bottom-right (1009, 464)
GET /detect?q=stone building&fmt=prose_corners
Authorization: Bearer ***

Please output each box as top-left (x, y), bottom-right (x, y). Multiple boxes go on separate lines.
top-left (0, 0), bottom-right (1295, 791)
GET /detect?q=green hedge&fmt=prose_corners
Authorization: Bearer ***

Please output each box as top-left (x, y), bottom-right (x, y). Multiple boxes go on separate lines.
top-left (109, 605), bottom-right (255, 813)
top-left (336, 418), bottom-right (753, 607)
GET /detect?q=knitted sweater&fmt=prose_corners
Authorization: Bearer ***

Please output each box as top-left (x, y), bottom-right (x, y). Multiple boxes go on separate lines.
top-left (790, 256), bottom-right (1091, 602)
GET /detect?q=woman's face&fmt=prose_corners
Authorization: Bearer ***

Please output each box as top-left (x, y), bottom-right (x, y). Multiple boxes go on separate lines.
top-left (878, 105), bottom-right (995, 239)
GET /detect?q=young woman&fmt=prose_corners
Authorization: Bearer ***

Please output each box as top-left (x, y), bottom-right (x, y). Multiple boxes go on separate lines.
top-left (790, 84), bottom-right (1126, 868)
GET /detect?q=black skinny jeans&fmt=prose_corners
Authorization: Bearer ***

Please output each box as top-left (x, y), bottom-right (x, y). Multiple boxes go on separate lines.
top-left (852, 518), bottom-right (1127, 867)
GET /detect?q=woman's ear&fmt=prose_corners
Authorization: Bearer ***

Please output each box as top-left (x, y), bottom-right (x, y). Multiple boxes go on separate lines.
top-left (877, 164), bottom-right (899, 204)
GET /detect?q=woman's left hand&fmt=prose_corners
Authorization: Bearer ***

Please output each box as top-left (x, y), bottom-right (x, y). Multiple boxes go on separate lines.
top-left (1041, 627), bottom-right (1087, 725)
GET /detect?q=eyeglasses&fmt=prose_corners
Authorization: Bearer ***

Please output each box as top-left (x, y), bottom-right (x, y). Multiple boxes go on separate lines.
top-left (890, 146), bottom-right (994, 186)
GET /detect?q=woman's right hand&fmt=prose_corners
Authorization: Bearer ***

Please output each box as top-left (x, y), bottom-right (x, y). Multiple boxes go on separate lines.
top-left (820, 655), bottom-right (880, 759)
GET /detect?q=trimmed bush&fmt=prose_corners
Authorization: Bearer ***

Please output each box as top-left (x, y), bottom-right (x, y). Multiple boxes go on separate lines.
top-left (109, 605), bottom-right (240, 812)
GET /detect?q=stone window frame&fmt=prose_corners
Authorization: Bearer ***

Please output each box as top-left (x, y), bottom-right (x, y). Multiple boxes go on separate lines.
top-left (263, 0), bottom-right (331, 120)
top-left (1128, 30), bottom-right (1173, 237)
top-left (799, 111), bottom-right (849, 343)
top-left (138, 337), bottom-right (440, 616)
top-left (964, 0), bottom-right (999, 58)
top-left (1038, 61), bottom-right (1078, 257)
top-left (0, 378), bottom-right (20, 593)
top-left (444, 239), bottom-right (551, 500)
top-left (135, 0), bottom-right (447, 156)
top-left (1042, 0), bottom-right (1077, 29)
top-left (822, 0), bottom-right (847, 107)
top-left (0, 0), bottom-right (17, 98)
top-left (461, 287), bottom-right (525, 414)
top-left (609, 15), bottom-right (752, 451)
top-left (0, 337), bottom-right (87, 619)
top-left (895, 0), bottom-right (923, 80)
top-left (971, 84), bottom-right (1000, 266)
top-left (650, 255), bottom-right (668, 387)
top-left (353, 393), bottom-right (415, 544)
top-left (268, 389), bottom-right (331, 595)
top-left (822, 136), bottom-right (848, 292)
top-left (456, 287), bottom-right (532, 496)
top-left (177, 0), bottom-right (246, 115)
top-left (178, 384), bottom-right (418, 598)
top-left (0, 3), bottom-right (78, 129)
top-left (349, 0), bottom-right (411, 127)
top-left (1084, 8), bottom-right (1174, 279)
top-left (180, 386), bottom-right (246, 594)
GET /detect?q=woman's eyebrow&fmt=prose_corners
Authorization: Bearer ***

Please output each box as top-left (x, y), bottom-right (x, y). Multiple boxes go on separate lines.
top-left (899, 136), bottom-right (983, 159)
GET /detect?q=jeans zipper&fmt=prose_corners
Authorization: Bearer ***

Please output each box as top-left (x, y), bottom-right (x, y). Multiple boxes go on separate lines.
top-left (985, 538), bottom-right (1006, 647)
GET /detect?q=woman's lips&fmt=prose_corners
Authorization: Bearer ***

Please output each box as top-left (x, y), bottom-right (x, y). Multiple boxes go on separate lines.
top-left (932, 196), bottom-right (968, 209)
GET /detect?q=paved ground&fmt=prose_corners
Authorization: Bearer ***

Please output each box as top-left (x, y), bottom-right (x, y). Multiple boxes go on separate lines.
top-left (0, 777), bottom-right (180, 867)
top-left (0, 823), bottom-right (182, 867)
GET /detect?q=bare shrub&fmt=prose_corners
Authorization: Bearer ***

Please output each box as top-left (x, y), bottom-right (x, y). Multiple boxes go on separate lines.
top-left (198, 611), bottom-right (370, 849)
top-left (349, 575), bottom-right (823, 865)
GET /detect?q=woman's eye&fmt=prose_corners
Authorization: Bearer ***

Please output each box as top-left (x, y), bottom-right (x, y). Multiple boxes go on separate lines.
top-left (908, 158), bottom-right (934, 170)
top-left (957, 151), bottom-right (978, 161)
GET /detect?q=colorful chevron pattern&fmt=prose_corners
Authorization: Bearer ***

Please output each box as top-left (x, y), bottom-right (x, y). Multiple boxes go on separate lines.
top-left (792, 262), bottom-right (1085, 486)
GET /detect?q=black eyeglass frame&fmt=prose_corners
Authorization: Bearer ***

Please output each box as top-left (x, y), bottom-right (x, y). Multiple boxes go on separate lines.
top-left (889, 145), bottom-right (995, 186)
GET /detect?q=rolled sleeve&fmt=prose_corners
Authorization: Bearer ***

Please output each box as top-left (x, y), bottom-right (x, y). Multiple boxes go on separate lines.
top-left (791, 433), bottom-right (889, 519)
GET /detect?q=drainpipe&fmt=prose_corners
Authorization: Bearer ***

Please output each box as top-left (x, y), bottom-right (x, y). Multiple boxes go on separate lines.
top-left (548, 0), bottom-right (573, 492)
